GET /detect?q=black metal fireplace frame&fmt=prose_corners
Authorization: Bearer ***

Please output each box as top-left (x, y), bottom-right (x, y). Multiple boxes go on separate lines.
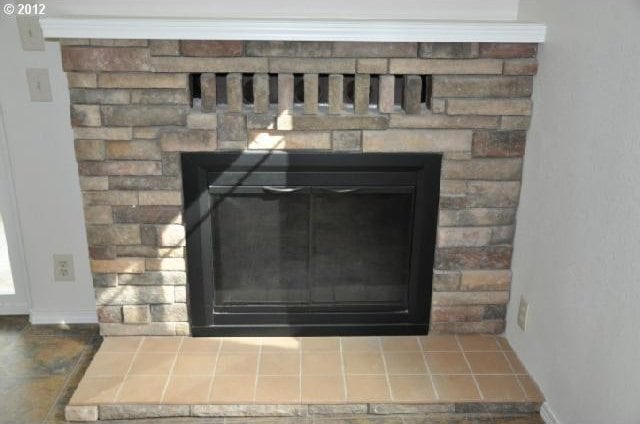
top-left (182, 152), bottom-right (441, 336)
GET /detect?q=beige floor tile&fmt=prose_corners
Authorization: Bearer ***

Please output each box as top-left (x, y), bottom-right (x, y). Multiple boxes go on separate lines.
top-left (383, 351), bottom-right (428, 375)
top-left (505, 351), bottom-right (528, 374)
top-left (518, 375), bottom-right (544, 401)
top-left (341, 337), bottom-right (380, 352)
top-left (100, 337), bottom-right (142, 352)
top-left (172, 353), bottom-right (217, 376)
top-left (180, 337), bottom-right (221, 353)
top-left (301, 337), bottom-right (340, 351)
top-left (215, 352), bottom-right (258, 375)
top-left (381, 336), bottom-right (420, 351)
top-left (432, 375), bottom-right (481, 401)
top-left (261, 337), bottom-right (301, 352)
top-left (465, 352), bottom-right (513, 374)
top-left (162, 376), bottom-right (211, 404)
top-left (388, 375), bottom-right (436, 402)
top-left (420, 335), bottom-right (460, 352)
top-left (210, 375), bottom-right (256, 403)
top-left (116, 375), bottom-right (168, 403)
top-left (255, 376), bottom-right (300, 403)
top-left (343, 351), bottom-right (385, 374)
top-left (259, 352), bottom-right (300, 375)
top-left (128, 352), bottom-right (176, 375)
top-left (345, 375), bottom-right (390, 402)
top-left (84, 352), bottom-right (135, 376)
top-left (425, 352), bottom-right (471, 374)
top-left (457, 335), bottom-right (500, 351)
top-left (302, 351), bottom-right (342, 375)
top-left (139, 336), bottom-right (182, 352)
top-left (301, 375), bottom-right (346, 403)
top-left (496, 337), bottom-right (513, 351)
top-left (476, 375), bottom-right (526, 401)
top-left (221, 337), bottom-right (261, 353)
top-left (70, 376), bottom-right (122, 405)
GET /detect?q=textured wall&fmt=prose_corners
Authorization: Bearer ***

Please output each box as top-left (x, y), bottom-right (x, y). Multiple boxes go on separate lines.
top-left (508, 0), bottom-right (640, 423)
top-left (59, 39), bottom-right (537, 336)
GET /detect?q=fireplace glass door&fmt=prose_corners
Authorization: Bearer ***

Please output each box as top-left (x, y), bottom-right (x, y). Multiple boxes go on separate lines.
top-left (183, 153), bottom-right (441, 336)
top-left (210, 186), bottom-right (414, 311)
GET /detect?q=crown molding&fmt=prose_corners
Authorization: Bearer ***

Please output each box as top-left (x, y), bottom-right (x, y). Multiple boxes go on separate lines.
top-left (40, 17), bottom-right (546, 43)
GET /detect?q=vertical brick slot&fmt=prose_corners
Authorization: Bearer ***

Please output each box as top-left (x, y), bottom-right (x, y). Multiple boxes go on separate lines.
top-left (215, 74), bottom-right (228, 105)
top-left (189, 73), bottom-right (201, 107)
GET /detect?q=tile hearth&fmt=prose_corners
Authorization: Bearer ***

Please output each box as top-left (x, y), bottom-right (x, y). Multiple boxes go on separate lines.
top-left (66, 334), bottom-right (543, 421)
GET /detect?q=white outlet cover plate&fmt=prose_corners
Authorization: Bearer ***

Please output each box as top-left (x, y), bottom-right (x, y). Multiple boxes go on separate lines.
top-left (26, 68), bottom-right (52, 102)
top-left (53, 254), bottom-right (75, 282)
top-left (517, 296), bottom-right (529, 331)
top-left (17, 16), bottom-right (45, 51)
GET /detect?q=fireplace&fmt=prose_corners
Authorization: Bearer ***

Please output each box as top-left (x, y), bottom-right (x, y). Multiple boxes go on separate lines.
top-left (57, 39), bottom-right (536, 336)
top-left (183, 152), bottom-right (441, 335)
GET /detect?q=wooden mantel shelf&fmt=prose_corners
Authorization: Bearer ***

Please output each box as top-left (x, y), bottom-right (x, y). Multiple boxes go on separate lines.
top-left (40, 17), bottom-right (546, 43)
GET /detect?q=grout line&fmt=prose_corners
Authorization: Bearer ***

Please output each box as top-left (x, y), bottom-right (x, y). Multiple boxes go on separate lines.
top-left (501, 349), bottom-right (529, 400)
top-left (338, 337), bottom-right (348, 401)
top-left (206, 338), bottom-right (224, 403)
top-left (379, 337), bottom-right (394, 401)
top-left (417, 336), bottom-right (439, 401)
top-left (113, 335), bottom-right (145, 402)
top-left (252, 337), bottom-right (263, 403)
top-left (299, 338), bottom-right (303, 404)
top-left (455, 334), bottom-right (484, 401)
top-left (159, 336), bottom-right (184, 404)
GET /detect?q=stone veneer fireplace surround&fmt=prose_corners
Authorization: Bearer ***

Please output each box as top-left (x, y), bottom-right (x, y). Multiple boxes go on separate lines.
top-left (60, 39), bottom-right (537, 336)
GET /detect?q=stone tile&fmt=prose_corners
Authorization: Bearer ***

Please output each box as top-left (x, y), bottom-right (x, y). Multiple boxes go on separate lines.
top-left (345, 375), bottom-right (390, 402)
top-left (343, 351), bottom-right (385, 374)
top-left (383, 351), bottom-right (428, 375)
top-left (85, 352), bottom-right (134, 376)
top-left (363, 129), bottom-right (471, 153)
top-left (505, 352), bottom-right (528, 374)
top-left (215, 352), bottom-right (258, 375)
top-left (98, 404), bottom-right (190, 420)
top-left (301, 375), bottom-right (346, 403)
top-left (301, 337), bottom-right (340, 351)
top-left (260, 352), bottom-right (300, 375)
top-left (173, 353), bottom-right (216, 375)
top-left (432, 375), bottom-right (481, 402)
top-left (475, 376), bottom-right (526, 402)
top-left (62, 47), bottom-right (152, 71)
top-left (425, 352), bottom-right (471, 374)
top-left (180, 337), bottom-right (221, 353)
top-left (388, 375), bottom-right (436, 402)
top-left (140, 336), bottom-right (183, 352)
top-left (162, 376), bottom-right (212, 404)
top-left (129, 352), bottom-right (176, 375)
top-left (116, 375), bottom-right (168, 402)
top-left (221, 337), bottom-right (261, 352)
top-left (302, 351), bottom-right (342, 375)
top-left (100, 336), bottom-right (142, 352)
top-left (517, 375), bottom-right (544, 402)
top-left (255, 376), bottom-right (301, 403)
top-left (465, 352), bottom-right (513, 374)
top-left (341, 336), bottom-right (380, 352)
top-left (181, 40), bottom-right (243, 57)
top-left (420, 335), bottom-right (461, 352)
top-left (210, 375), bottom-right (256, 403)
top-left (69, 376), bottom-right (122, 404)
top-left (457, 335), bottom-right (500, 351)
top-left (381, 336), bottom-right (421, 351)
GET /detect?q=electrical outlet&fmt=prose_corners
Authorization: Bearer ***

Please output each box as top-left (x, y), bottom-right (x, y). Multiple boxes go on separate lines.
top-left (25, 68), bottom-right (52, 102)
top-left (517, 296), bottom-right (529, 331)
top-left (53, 254), bottom-right (75, 282)
top-left (17, 16), bottom-right (45, 51)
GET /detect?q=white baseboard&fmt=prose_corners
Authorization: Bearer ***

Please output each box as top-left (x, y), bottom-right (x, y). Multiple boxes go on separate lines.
top-left (0, 301), bottom-right (30, 315)
top-left (540, 402), bottom-right (561, 424)
top-left (30, 309), bottom-right (97, 324)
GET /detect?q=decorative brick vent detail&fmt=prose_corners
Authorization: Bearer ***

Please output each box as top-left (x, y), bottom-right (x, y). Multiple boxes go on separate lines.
top-left (61, 39), bottom-right (538, 336)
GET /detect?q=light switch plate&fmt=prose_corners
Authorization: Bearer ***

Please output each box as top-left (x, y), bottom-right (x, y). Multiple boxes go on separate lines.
top-left (517, 296), bottom-right (529, 331)
top-left (17, 16), bottom-right (45, 51)
top-left (26, 68), bottom-right (52, 102)
top-left (53, 254), bottom-right (75, 282)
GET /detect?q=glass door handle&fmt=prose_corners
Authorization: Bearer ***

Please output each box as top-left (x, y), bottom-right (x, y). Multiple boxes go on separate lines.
top-left (262, 186), bottom-right (305, 194)
top-left (318, 187), bottom-right (360, 194)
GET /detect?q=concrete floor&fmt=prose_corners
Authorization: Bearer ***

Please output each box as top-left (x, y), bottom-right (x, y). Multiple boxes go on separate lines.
top-left (0, 316), bottom-right (544, 424)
